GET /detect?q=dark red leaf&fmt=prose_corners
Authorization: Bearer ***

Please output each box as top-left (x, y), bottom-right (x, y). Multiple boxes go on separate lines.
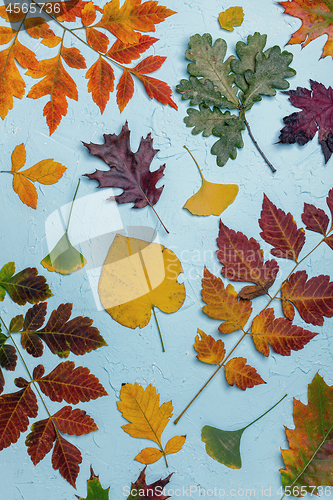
top-left (0, 345), bottom-right (17, 371)
top-left (0, 369), bottom-right (4, 395)
top-left (84, 121), bottom-right (165, 209)
top-left (259, 194), bottom-right (305, 261)
top-left (35, 361), bottom-right (108, 404)
top-left (33, 364), bottom-right (45, 379)
top-left (26, 417), bottom-right (56, 465)
top-left (52, 434), bottom-right (82, 488)
top-left (107, 35), bottom-right (158, 64)
top-left (279, 80), bottom-right (333, 163)
top-left (325, 234), bottom-right (333, 250)
top-left (0, 264), bottom-right (52, 305)
top-left (21, 332), bottom-right (44, 357)
top-left (281, 270), bottom-right (333, 325)
top-left (0, 386), bottom-right (38, 450)
top-left (52, 406), bottom-right (98, 435)
top-left (14, 377), bottom-right (29, 388)
top-left (327, 188), bottom-right (333, 229)
top-left (24, 302), bottom-right (47, 331)
top-left (302, 203), bottom-right (329, 235)
top-left (130, 467), bottom-right (173, 500)
top-left (216, 220), bottom-right (279, 298)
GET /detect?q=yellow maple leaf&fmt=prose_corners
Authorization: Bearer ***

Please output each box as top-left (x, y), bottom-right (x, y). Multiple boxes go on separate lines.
top-left (218, 6), bottom-right (244, 31)
top-left (117, 382), bottom-right (186, 466)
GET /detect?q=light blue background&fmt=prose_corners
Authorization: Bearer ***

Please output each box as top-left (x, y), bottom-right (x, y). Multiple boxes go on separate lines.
top-left (0, 0), bottom-right (333, 498)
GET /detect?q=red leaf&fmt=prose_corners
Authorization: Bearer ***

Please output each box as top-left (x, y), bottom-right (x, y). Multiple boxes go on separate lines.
top-left (52, 405), bottom-right (98, 435)
top-left (130, 467), bottom-right (173, 500)
top-left (327, 188), bottom-right (333, 229)
top-left (0, 345), bottom-right (17, 371)
top-left (0, 369), bottom-right (4, 395)
top-left (136, 73), bottom-right (178, 109)
top-left (23, 302), bottom-right (47, 331)
top-left (0, 386), bottom-right (38, 450)
top-left (134, 55), bottom-right (166, 74)
top-left (26, 417), bottom-right (56, 465)
top-left (35, 360), bottom-right (108, 403)
top-left (21, 332), bottom-right (44, 357)
top-left (224, 357), bottom-right (265, 390)
top-left (325, 234), bottom-right (333, 250)
top-left (52, 434), bottom-right (82, 488)
top-left (251, 308), bottom-right (318, 357)
top-left (216, 220), bottom-right (279, 299)
top-left (86, 28), bottom-right (109, 53)
top-left (117, 70), bottom-right (134, 112)
top-left (302, 202), bottom-right (329, 235)
top-left (86, 57), bottom-right (115, 113)
top-left (33, 365), bottom-right (45, 379)
top-left (279, 80), bottom-right (333, 163)
top-left (24, 18), bottom-right (55, 39)
top-left (259, 194), bottom-right (305, 261)
top-left (281, 271), bottom-right (333, 325)
top-left (107, 35), bottom-right (158, 64)
top-left (84, 121), bottom-right (165, 208)
top-left (81, 1), bottom-right (96, 26)
top-left (61, 46), bottom-right (86, 69)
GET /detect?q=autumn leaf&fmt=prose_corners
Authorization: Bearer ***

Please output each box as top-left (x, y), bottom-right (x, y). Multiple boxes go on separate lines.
top-left (224, 357), bottom-right (265, 390)
top-left (117, 382), bottom-right (186, 466)
top-left (0, 262), bottom-right (52, 305)
top-left (52, 433), bottom-right (82, 488)
top-left (183, 146), bottom-right (238, 216)
top-left (194, 329), bottom-right (225, 365)
top-left (218, 6), bottom-right (244, 31)
top-left (201, 267), bottom-right (252, 334)
top-left (259, 194), bottom-right (305, 261)
top-left (126, 467), bottom-right (173, 500)
top-left (1, 143), bottom-right (66, 208)
top-left (77, 466), bottom-right (110, 500)
top-left (107, 35), bottom-right (158, 64)
top-left (98, 234), bottom-right (185, 351)
top-left (86, 57), bottom-right (114, 114)
top-left (251, 308), bottom-right (318, 357)
top-left (281, 271), bottom-right (333, 326)
top-left (302, 203), bottom-right (329, 235)
top-left (281, 373), bottom-right (333, 495)
top-left (279, 80), bottom-right (333, 163)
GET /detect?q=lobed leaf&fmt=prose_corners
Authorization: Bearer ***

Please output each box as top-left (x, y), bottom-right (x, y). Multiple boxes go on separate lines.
top-left (78, 466), bottom-right (110, 500)
top-left (224, 357), bottom-right (265, 390)
top-left (218, 6), bottom-right (244, 31)
top-left (127, 467), bottom-right (172, 500)
top-left (0, 263), bottom-right (52, 305)
top-left (177, 76), bottom-right (227, 108)
top-left (194, 329), bottom-right (225, 365)
top-left (231, 32), bottom-right (267, 92)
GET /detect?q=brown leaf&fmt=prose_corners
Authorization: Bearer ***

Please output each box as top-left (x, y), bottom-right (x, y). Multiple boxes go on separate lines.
top-left (26, 417), bottom-right (56, 465)
top-left (52, 434), bottom-right (82, 488)
top-left (0, 345), bottom-right (17, 371)
top-left (0, 263), bottom-right (52, 305)
top-left (224, 357), bottom-right (265, 390)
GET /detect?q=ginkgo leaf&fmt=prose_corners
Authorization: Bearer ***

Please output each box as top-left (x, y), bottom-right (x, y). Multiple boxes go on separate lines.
top-left (127, 468), bottom-right (173, 500)
top-left (52, 433), bottom-right (82, 488)
top-left (224, 357), bottom-right (265, 390)
top-left (117, 382), bottom-right (185, 465)
top-left (183, 146), bottom-right (238, 216)
top-left (251, 308), bottom-right (318, 357)
top-left (218, 6), bottom-right (244, 31)
top-left (281, 373), bottom-right (333, 494)
top-left (201, 267), bottom-right (252, 334)
top-left (194, 329), bottom-right (225, 365)
top-left (259, 194), bottom-right (305, 261)
top-left (98, 233), bottom-right (185, 349)
top-left (77, 466), bottom-right (110, 500)
top-left (0, 262), bottom-right (52, 305)
top-left (281, 271), bottom-right (333, 325)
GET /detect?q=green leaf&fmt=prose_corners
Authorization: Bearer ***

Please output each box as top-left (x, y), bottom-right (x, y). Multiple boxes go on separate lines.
top-left (0, 330), bottom-right (8, 347)
top-left (184, 105), bottom-right (228, 136)
top-left (9, 315), bottom-right (24, 333)
top-left (242, 46), bottom-right (296, 111)
top-left (211, 114), bottom-right (245, 166)
top-left (231, 32), bottom-right (267, 92)
top-left (41, 233), bottom-right (87, 275)
top-left (0, 264), bottom-right (53, 305)
top-left (176, 76), bottom-right (233, 108)
top-left (202, 426), bottom-right (244, 468)
top-left (185, 33), bottom-right (238, 107)
top-left (77, 466), bottom-right (109, 500)
top-left (0, 262), bottom-right (15, 301)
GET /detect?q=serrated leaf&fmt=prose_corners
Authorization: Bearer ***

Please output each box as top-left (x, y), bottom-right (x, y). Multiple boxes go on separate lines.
top-left (281, 373), bottom-right (333, 494)
top-left (302, 202), bottom-right (329, 235)
top-left (107, 35), bottom-right (158, 64)
top-left (251, 308), bottom-right (318, 357)
top-left (127, 467), bottom-right (172, 500)
top-left (52, 406), bottom-right (98, 435)
top-left (194, 329), bottom-right (225, 365)
top-left (224, 357), bottom-right (265, 390)
top-left (81, 2), bottom-right (96, 26)
top-left (116, 70), bottom-right (134, 112)
top-left (231, 32), bottom-right (267, 92)
top-left (9, 314), bottom-right (23, 333)
top-left (201, 267), bottom-right (252, 334)
top-left (0, 344), bottom-right (17, 371)
top-left (86, 28), bottom-right (109, 53)
top-left (259, 194), bottom-right (305, 261)
top-left (218, 6), bottom-right (244, 31)
top-left (77, 466), bottom-right (110, 500)
top-left (52, 433), bottom-right (82, 488)
top-left (0, 264), bottom-right (52, 305)
top-left (35, 361), bottom-right (108, 403)
top-left (26, 417), bottom-right (56, 465)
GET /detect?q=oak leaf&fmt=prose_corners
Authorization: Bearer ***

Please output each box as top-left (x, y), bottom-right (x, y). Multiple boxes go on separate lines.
top-left (218, 6), bottom-right (244, 31)
top-left (77, 466), bottom-right (110, 500)
top-left (201, 267), bottom-right (252, 334)
top-left (251, 308), bottom-right (318, 357)
top-left (224, 357), bottom-right (265, 390)
top-left (281, 373), bottom-right (333, 495)
top-left (126, 467), bottom-right (172, 500)
top-left (281, 271), bottom-right (333, 325)
top-left (194, 329), bottom-right (225, 365)
top-left (279, 80), bottom-right (333, 163)
top-left (117, 382), bottom-right (186, 465)
top-left (0, 262), bottom-right (52, 305)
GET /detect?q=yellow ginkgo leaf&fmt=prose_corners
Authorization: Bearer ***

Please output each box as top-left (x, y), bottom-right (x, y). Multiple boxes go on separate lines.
top-left (183, 146), bottom-right (238, 216)
top-left (218, 6), bottom-right (244, 31)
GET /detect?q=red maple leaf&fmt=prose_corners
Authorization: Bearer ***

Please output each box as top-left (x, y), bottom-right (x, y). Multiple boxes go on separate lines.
top-left (279, 80), bottom-right (333, 163)
top-left (130, 467), bottom-right (173, 500)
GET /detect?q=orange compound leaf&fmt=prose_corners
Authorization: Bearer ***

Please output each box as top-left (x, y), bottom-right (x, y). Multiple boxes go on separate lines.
top-left (216, 220), bottom-right (279, 299)
top-left (302, 202), bottom-right (329, 235)
top-left (279, 0), bottom-right (333, 59)
top-left (224, 357), bottom-right (265, 390)
top-left (81, 1), bottom-right (96, 25)
top-left (61, 46), bottom-right (86, 69)
top-left (251, 308), bottom-right (318, 357)
top-left (34, 361), bottom-right (108, 404)
top-left (86, 56), bottom-right (115, 113)
top-left (107, 34), bottom-right (158, 63)
top-left (0, 27), bottom-right (16, 45)
top-left (52, 434), bottom-right (82, 488)
top-left (201, 267), bottom-right (252, 334)
top-left (117, 69), bottom-right (134, 112)
top-left (259, 194), bottom-right (305, 261)
top-left (281, 270), bottom-right (333, 326)
top-left (134, 55), bottom-right (166, 73)
top-left (194, 329), bottom-right (225, 365)
top-left (26, 417), bottom-right (56, 465)
top-left (52, 406), bottom-right (98, 435)
top-left (136, 73), bottom-right (177, 109)
top-left (86, 27), bottom-right (109, 52)
top-left (0, 385), bottom-right (38, 450)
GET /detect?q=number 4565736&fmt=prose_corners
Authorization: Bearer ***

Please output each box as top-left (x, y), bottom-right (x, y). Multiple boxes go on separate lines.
top-left (6, 2), bottom-right (61, 14)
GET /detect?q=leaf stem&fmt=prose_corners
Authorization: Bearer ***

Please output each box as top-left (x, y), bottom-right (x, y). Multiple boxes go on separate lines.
top-left (244, 116), bottom-right (276, 173)
top-left (66, 178), bottom-right (81, 233)
top-left (152, 307), bottom-right (165, 352)
top-left (184, 145), bottom-right (205, 182)
top-left (243, 394), bottom-right (287, 430)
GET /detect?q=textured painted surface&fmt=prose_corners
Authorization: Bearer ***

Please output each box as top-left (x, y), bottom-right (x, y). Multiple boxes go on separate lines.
top-left (0, 0), bottom-right (333, 498)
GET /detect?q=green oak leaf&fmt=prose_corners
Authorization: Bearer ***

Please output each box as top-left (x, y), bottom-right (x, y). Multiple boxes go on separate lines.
top-left (212, 115), bottom-right (245, 166)
top-left (177, 76), bottom-right (232, 108)
top-left (184, 105), bottom-right (228, 136)
top-left (231, 32), bottom-right (267, 92)
top-left (77, 467), bottom-right (109, 500)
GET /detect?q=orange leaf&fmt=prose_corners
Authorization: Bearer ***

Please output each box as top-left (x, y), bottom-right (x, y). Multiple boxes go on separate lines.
top-left (134, 55), bottom-right (166, 74)
top-left (13, 41), bottom-right (38, 69)
top-left (61, 46), bottom-right (86, 69)
top-left (201, 267), bottom-right (252, 334)
top-left (86, 27), bottom-right (109, 53)
top-left (12, 175), bottom-right (38, 209)
top-left (19, 159), bottom-right (66, 184)
top-left (107, 34), bottom-right (158, 63)
top-left (135, 447), bottom-right (164, 464)
top-left (194, 329), bottom-right (225, 365)
top-left (136, 73), bottom-right (177, 109)
top-left (11, 143), bottom-right (26, 172)
top-left (54, 0), bottom-right (86, 22)
top-left (52, 406), bottom-right (98, 435)
top-left (41, 36), bottom-right (62, 47)
top-left (24, 18), bottom-right (55, 39)
top-left (251, 308), bottom-right (318, 357)
top-left (116, 69), bottom-right (134, 112)
top-left (224, 357), bottom-right (265, 390)
top-left (0, 27), bottom-right (16, 45)
top-left (81, 1), bottom-right (96, 25)
top-left (52, 434), bottom-right (82, 488)
top-left (0, 4), bottom-right (25, 22)
top-left (86, 56), bottom-right (115, 113)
